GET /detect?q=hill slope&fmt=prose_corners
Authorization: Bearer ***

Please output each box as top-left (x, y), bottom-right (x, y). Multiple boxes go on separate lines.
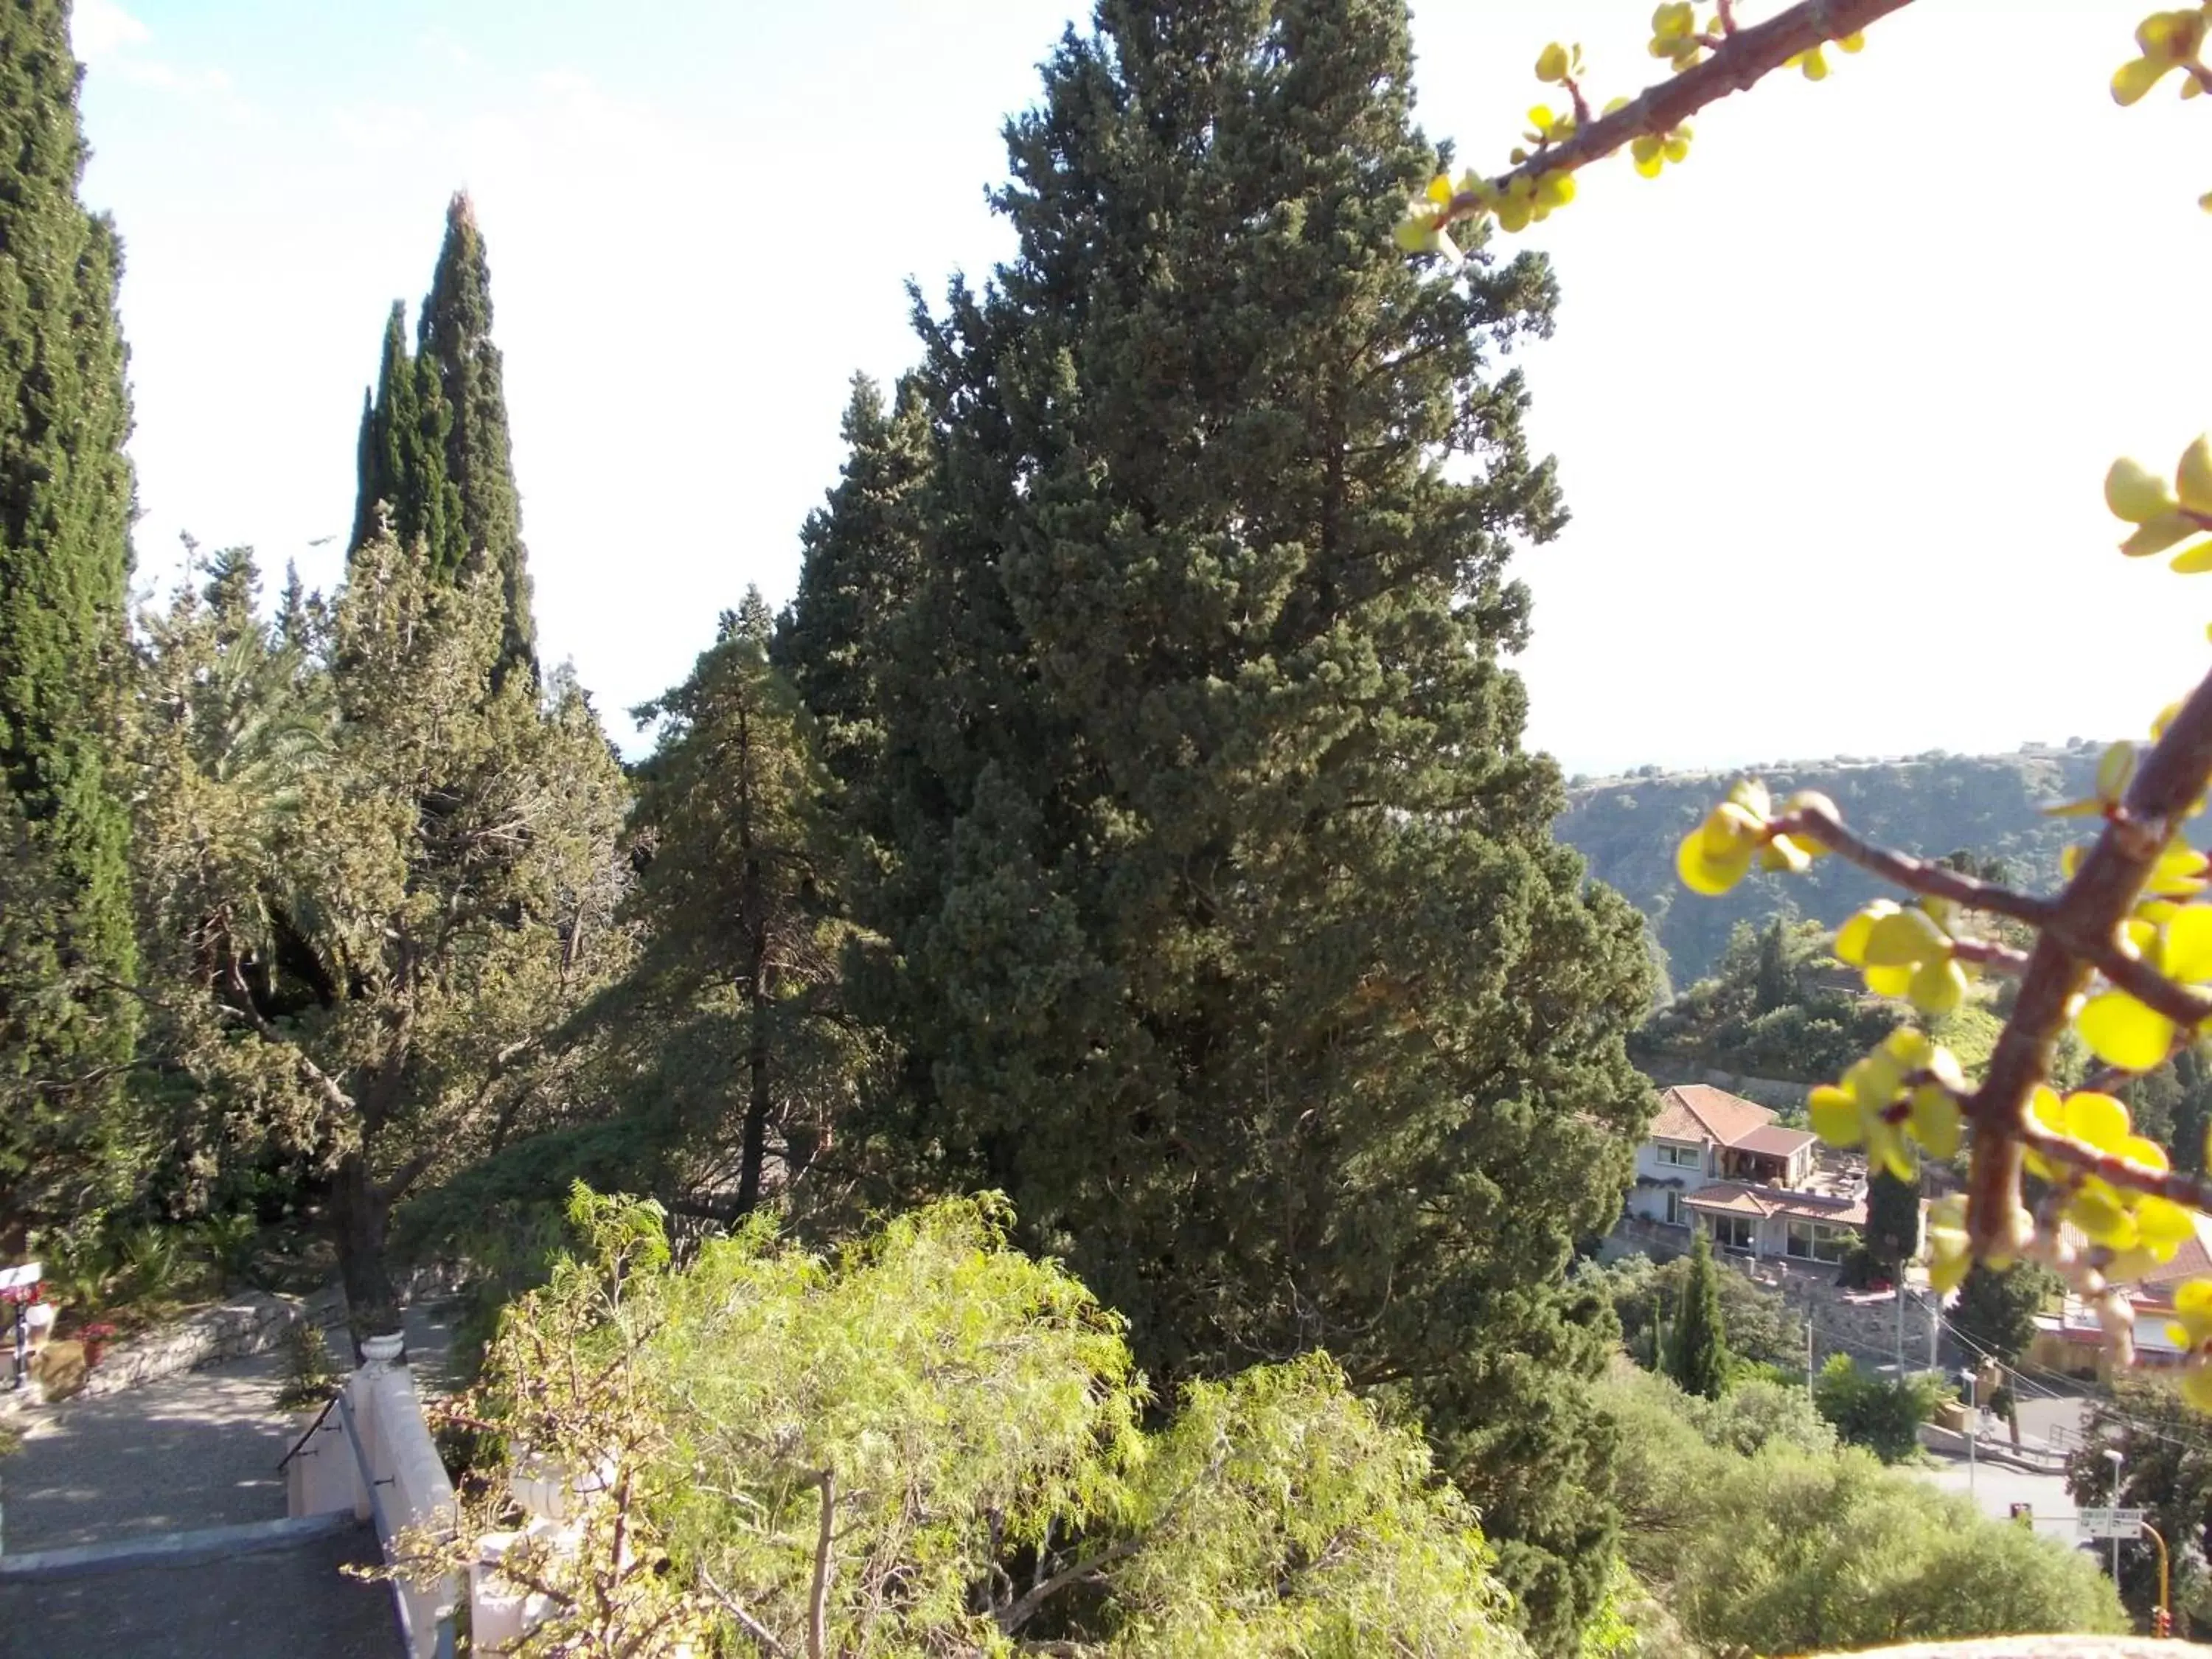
top-left (1555, 745), bottom-right (2107, 992)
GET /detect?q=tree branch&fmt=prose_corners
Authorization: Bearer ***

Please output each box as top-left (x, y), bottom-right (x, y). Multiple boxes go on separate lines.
top-left (809, 1467), bottom-right (835, 1659)
top-left (1767, 799), bottom-right (2054, 928)
top-left (700, 1565), bottom-right (787, 1655)
top-left (1439, 0), bottom-right (1917, 217)
top-left (223, 957), bottom-right (357, 1121)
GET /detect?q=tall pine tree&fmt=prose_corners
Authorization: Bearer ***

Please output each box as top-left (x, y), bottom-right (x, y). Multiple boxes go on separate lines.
top-left (0, 0), bottom-right (139, 1234)
top-left (349, 194), bottom-right (535, 686)
top-left (805, 2), bottom-right (1654, 1646)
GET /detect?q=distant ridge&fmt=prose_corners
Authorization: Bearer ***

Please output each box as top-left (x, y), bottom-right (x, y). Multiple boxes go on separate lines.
top-left (1554, 742), bottom-right (2111, 992)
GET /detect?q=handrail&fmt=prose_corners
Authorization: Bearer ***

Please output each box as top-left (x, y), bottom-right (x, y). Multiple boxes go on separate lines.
top-left (276, 1388), bottom-right (343, 1474)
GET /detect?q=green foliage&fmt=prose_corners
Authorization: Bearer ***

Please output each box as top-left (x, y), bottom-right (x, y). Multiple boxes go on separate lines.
top-left (1810, 1354), bottom-right (1941, 1464)
top-left (1949, 1259), bottom-right (2063, 1368)
top-left (1662, 1230), bottom-right (1728, 1400)
top-left (131, 538), bottom-right (630, 1327)
top-left (0, 0), bottom-right (140, 1234)
top-left (1598, 1363), bottom-right (2118, 1654)
top-left (195, 1211), bottom-right (261, 1290)
top-left (445, 1189), bottom-right (1529, 1658)
top-left (2071, 1377), bottom-right (2212, 1628)
top-left (271, 1317), bottom-right (339, 1412)
top-left (1672, 1443), bottom-right (2121, 1652)
top-left (1580, 1250), bottom-right (1803, 1376)
top-left (1636, 916), bottom-right (1904, 1084)
top-left (1557, 750), bottom-right (2107, 988)
top-left (350, 194), bottom-right (535, 686)
top-left (809, 4), bottom-right (1654, 1644)
top-left (602, 591), bottom-right (874, 1220)
top-left (1863, 1167), bottom-right (1922, 1279)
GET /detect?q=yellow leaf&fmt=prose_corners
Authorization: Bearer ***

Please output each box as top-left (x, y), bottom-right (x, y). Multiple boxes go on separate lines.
top-left (2114, 53), bottom-right (2171, 105)
top-left (1809, 1085), bottom-right (1863, 1148)
top-left (2162, 905), bottom-right (2212, 982)
top-left (1908, 957), bottom-right (1967, 1019)
top-left (1536, 41), bottom-right (1571, 82)
top-left (1677, 825), bottom-right (1750, 896)
top-left (2179, 435), bottom-right (2212, 514)
top-left (2184, 1366), bottom-right (2212, 1411)
top-left (2121, 514), bottom-right (2205, 558)
top-left (2107, 456), bottom-right (2181, 522)
top-left (2077, 992), bottom-right (2176, 1071)
top-left (1863, 907), bottom-right (1946, 967)
top-left (2068, 1183), bottom-right (2134, 1246)
top-left (1834, 902), bottom-right (1894, 966)
top-left (1425, 174), bottom-right (1455, 206)
top-left (1908, 1084), bottom-right (1961, 1160)
top-left (1864, 962), bottom-right (1913, 998)
top-left (2171, 540), bottom-right (2212, 574)
top-left (2098, 741), bottom-right (2138, 804)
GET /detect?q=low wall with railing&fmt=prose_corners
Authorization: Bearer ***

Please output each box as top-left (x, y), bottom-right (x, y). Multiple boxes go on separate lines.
top-left (283, 1335), bottom-right (458, 1658)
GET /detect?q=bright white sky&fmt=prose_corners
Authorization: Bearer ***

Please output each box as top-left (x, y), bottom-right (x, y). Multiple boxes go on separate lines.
top-left (70, 1), bottom-right (2212, 773)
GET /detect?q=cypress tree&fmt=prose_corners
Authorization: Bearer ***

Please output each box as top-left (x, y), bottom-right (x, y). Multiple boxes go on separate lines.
top-left (418, 192), bottom-right (535, 685)
top-left (774, 372), bottom-right (932, 797)
top-left (0, 0), bottom-right (139, 1230)
top-left (842, 1), bottom-right (1653, 1646)
top-left (1665, 1229), bottom-right (1730, 1400)
top-left (349, 195), bottom-right (535, 686)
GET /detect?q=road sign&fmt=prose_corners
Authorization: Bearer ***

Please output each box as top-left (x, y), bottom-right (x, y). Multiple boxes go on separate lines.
top-left (2078, 1507), bottom-right (2148, 1540)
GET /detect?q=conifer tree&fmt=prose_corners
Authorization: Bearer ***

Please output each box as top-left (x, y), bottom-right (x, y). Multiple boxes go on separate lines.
top-left (831, 1), bottom-right (1653, 1645)
top-left (774, 374), bottom-right (932, 797)
top-left (1665, 1229), bottom-right (1730, 1400)
top-left (349, 195), bottom-right (535, 686)
top-left (417, 192), bottom-right (535, 685)
top-left (0, 0), bottom-right (139, 1230)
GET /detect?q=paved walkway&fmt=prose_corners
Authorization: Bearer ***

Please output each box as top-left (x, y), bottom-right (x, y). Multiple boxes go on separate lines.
top-left (0, 1334), bottom-right (395, 1657)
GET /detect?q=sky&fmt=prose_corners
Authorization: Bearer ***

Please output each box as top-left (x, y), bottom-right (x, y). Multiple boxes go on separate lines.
top-left (69, 0), bottom-right (2212, 776)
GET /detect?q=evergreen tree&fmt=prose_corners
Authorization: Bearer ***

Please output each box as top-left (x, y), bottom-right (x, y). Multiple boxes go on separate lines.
top-left (349, 195), bottom-right (535, 686)
top-left (610, 586), bottom-right (869, 1217)
top-left (773, 373), bottom-right (932, 797)
top-left (1950, 1259), bottom-right (2062, 1369)
top-left (1665, 1229), bottom-right (1730, 1400)
top-left (830, 2), bottom-right (1652, 1645)
top-left (0, 0), bottom-right (139, 1232)
top-left (417, 192), bottom-right (535, 685)
top-left (1865, 1167), bottom-right (1921, 1279)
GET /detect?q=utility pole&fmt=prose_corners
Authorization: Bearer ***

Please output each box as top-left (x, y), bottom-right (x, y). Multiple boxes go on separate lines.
top-left (2106, 1448), bottom-right (2126, 1587)
top-left (1895, 1279), bottom-right (1905, 1371)
top-left (1965, 1370), bottom-right (1978, 1498)
top-left (1805, 1315), bottom-right (1815, 1391)
top-left (1926, 1288), bottom-right (1939, 1370)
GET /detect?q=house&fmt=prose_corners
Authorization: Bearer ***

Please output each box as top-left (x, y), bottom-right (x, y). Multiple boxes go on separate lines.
top-left (2027, 1210), bottom-right (2212, 1379)
top-left (1624, 1084), bottom-right (1868, 1266)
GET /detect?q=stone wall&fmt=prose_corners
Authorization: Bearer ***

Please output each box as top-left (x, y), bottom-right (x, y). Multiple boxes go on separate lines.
top-left (77, 1291), bottom-right (302, 1399)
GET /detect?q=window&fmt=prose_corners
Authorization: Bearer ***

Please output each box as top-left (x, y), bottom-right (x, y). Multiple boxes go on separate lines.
top-left (1785, 1219), bottom-right (1853, 1264)
top-left (1655, 1141), bottom-right (1703, 1169)
top-left (1707, 1214), bottom-right (1755, 1252)
top-left (1664, 1192), bottom-right (1688, 1226)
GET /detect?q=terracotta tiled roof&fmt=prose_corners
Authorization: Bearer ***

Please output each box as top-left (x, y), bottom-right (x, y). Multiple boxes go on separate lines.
top-left (1683, 1180), bottom-right (1869, 1228)
top-left (1648, 1085), bottom-right (1778, 1149)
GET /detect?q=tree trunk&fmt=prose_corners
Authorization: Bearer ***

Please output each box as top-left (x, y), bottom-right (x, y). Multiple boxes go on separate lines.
top-left (737, 929), bottom-right (771, 1216)
top-left (333, 1150), bottom-right (400, 1350)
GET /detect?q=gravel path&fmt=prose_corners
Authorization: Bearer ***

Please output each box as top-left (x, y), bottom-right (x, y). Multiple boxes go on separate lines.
top-left (0, 1334), bottom-right (396, 1656)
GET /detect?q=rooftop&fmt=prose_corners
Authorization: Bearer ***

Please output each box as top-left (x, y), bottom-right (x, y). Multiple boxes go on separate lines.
top-left (1685, 1180), bottom-right (1869, 1228)
top-left (1649, 1084), bottom-right (1781, 1150)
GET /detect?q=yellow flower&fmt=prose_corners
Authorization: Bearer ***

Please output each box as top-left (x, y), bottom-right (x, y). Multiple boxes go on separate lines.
top-left (1811, 1029), bottom-right (1966, 1178)
top-left (2107, 438), bottom-right (2212, 563)
top-left (1832, 899), bottom-right (1967, 1018)
top-left (1392, 174), bottom-right (1467, 267)
top-left (2025, 1087), bottom-right (2197, 1263)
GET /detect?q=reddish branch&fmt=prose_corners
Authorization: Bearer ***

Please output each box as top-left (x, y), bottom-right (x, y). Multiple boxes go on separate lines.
top-left (1766, 664), bottom-right (2212, 1255)
top-left (1441, 0), bottom-right (1919, 217)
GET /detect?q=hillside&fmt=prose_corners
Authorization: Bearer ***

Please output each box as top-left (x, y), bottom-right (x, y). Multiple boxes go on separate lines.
top-left (1556, 744), bottom-right (2110, 992)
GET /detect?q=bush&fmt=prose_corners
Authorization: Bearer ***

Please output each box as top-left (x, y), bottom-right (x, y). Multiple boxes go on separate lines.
top-left (271, 1319), bottom-right (340, 1412)
top-left (1810, 1354), bottom-right (1942, 1464)
top-left (1674, 1447), bottom-right (2121, 1654)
